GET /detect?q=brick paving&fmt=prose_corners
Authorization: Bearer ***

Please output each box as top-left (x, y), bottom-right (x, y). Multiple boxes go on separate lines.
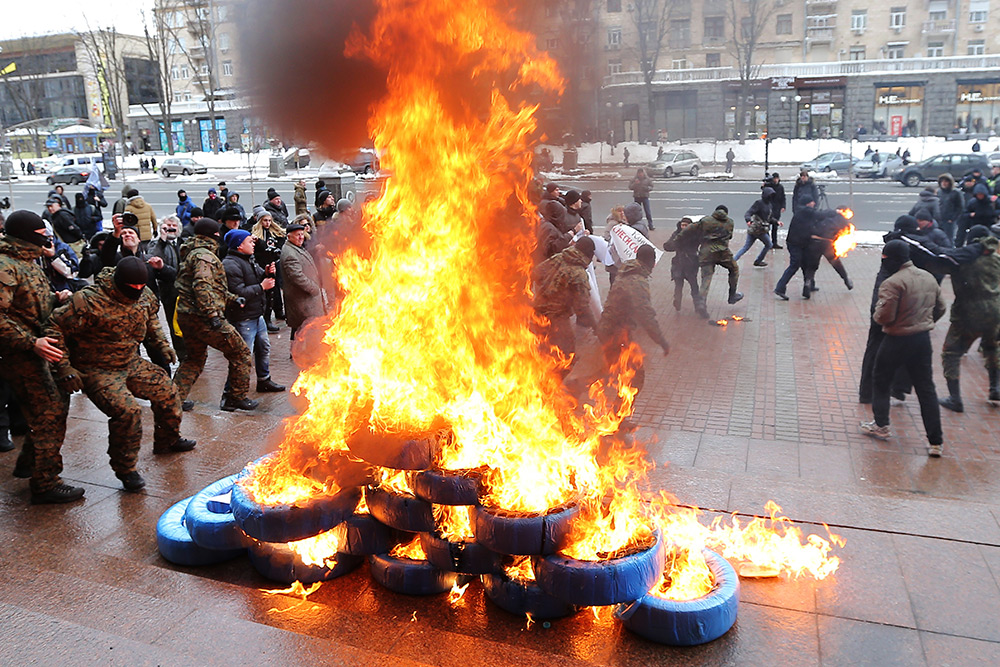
top-left (1, 237), bottom-right (999, 665)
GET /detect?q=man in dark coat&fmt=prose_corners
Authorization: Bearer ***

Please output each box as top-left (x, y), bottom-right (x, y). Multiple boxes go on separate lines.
top-left (913, 210), bottom-right (953, 249)
top-left (534, 200), bottom-right (574, 265)
top-left (802, 208), bottom-right (853, 296)
top-left (792, 171), bottom-right (819, 214)
top-left (908, 187), bottom-right (941, 226)
top-left (45, 197), bottom-right (86, 255)
top-left (202, 188), bottom-right (224, 220)
top-left (532, 237), bottom-right (597, 362)
top-left (280, 223), bottom-right (325, 340)
top-left (736, 186), bottom-right (775, 267)
top-left (222, 229), bottom-right (285, 394)
top-left (662, 217), bottom-right (708, 317)
top-left (956, 183), bottom-right (997, 246)
top-left (263, 188), bottom-right (289, 228)
top-left (774, 195), bottom-right (818, 299)
top-left (668, 205), bottom-right (743, 312)
top-left (768, 173), bottom-right (787, 248)
top-left (936, 173), bottom-right (964, 242)
top-left (579, 190), bottom-right (594, 234)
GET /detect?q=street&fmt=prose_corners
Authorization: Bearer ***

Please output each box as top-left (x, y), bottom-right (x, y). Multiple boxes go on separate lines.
top-left (4, 169), bottom-right (927, 233)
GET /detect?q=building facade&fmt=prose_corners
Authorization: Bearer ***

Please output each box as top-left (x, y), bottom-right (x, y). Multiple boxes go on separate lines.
top-left (539, 0), bottom-right (1000, 141)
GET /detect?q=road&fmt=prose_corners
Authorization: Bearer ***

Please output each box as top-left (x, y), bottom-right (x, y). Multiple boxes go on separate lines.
top-left (1, 170), bottom-right (923, 233)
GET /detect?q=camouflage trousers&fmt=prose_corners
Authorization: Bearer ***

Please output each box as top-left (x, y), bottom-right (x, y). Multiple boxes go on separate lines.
top-left (80, 357), bottom-right (181, 475)
top-left (174, 311), bottom-right (251, 401)
top-left (941, 320), bottom-right (1000, 380)
top-left (699, 251), bottom-right (740, 302)
top-left (0, 352), bottom-right (69, 494)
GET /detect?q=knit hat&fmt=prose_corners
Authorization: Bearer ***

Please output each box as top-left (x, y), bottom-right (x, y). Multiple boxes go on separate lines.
top-left (266, 187), bottom-right (280, 201)
top-left (207, 187), bottom-right (217, 195)
top-left (218, 207), bottom-right (242, 222)
top-left (893, 215), bottom-right (919, 233)
top-left (574, 235), bottom-right (595, 260)
top-left (252, 205), bottom-right (270, 220)
top-left (563, 190), bottom-right (581, 207)
top-left (796, 193), bottom-right (815, 207)
top-left (316, 189), bottom-right (333, 207)
top-left (336, 198), bottom-right (352, 213)
top-left (190, 207), bottom-right (205, 218)
top-left (544, 182), bottom-right (560, 193)
top-left (4, 210), bottom-right (50, 248)
top-left (966, 225), bottom-right (992, 244)
top-left (624, 203), bottom-right (644, 224)
top-left (882, 239), bottom-right (910, 270)
top-left (224, 228), bottom-right (252, 250)
top-left (581, 190), bottom-right (592, 202)
top-left (715, 204), bottom-right (729, 214)
top-left (125, 188), bottom-right (139, 198)
top-left (194, 218), bottom-right (221, 237)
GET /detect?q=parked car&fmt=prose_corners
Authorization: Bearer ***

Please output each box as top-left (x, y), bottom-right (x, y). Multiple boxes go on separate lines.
top-left (160, 157), bottom-right (208, 178)
top-left (853, 153), bottom-right (904, 179)
top-left (988, 151), bottom-right (1000, 168)
top-left (46, 166), bottom-right (91, 185)
top-left (895, 153), bottom-right (990, 187)
top-left (650, 150), bottom-right (702, 177)
top-left (346, 149), bottom-right (380, 175)
top-left (801, 152), bottom-right (857, 173)
top-left (35, 156), bottom-right (65, 174)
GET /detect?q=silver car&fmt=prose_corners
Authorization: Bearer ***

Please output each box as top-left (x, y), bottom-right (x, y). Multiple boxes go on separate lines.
top-left (853, 153), bottom-right (903, 179)
top-left (650, 151), bottom-right (703, 177)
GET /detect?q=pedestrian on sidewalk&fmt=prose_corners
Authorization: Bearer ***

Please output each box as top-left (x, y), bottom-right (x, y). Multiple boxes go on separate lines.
top-left (767, 173), bottom-right (786, 248)
top-left (937, 174), bottom-right (963, 243)
top-left (623, 146), bottom-right (630, 168)
top-left (861, 240), bottom-right (946, 457)
top-left (774, 194), bottom-right (818, 300)
top-left (662, 216), bottom-right (708, 317)
top-left (628, 168), bottom-right (654, 231)
top-left (725, 148), bottom-right (735, 174)
top-left (735, 187), bottom-right (774, 267)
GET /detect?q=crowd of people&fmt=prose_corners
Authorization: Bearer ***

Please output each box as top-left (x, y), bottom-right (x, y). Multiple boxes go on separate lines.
top-left (0, 177), bottom-right (359, 504)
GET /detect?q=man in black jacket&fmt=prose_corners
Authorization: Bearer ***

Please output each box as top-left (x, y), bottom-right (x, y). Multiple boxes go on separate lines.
top-left (937, 173), bottom-right (964, 243)
top-left (767, 173), bottom-right (787, 248)
top-left (202, 188), bottom-right (224, 220)
top-left (956, 184), bottom-right (997, 246)
top-left (263, 188), bottom-right (289, 229)
top-left (45, 198), bottom-right (86, 256)
top-left (221, 229), bottom-right (285, 394)
top-left (774, 194), bottom-right (817, 299)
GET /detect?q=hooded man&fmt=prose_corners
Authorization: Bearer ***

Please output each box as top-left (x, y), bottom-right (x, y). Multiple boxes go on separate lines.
top-left (938, 225), bottom-right (1000, 412)
top-left (202, 188), bottom-right (223, 220)
top-left (45, 197), bottom-right (86, 256)
top-left (956, 183), bottom-right (997, 246)
top-left (623, 201), bottom-right (649, 238)
top-left (861, 240), bottom-right (946, 457)
top-left (535, 200), bottom-right (574, 265)
top-left (263, 188), bottom-right (289, 228)
top-left (936, 173), bottom-right (964, 242)
top-left (173, 218), bottom-right (256, 412)
top-left (562, 190), bottom-right (584, 233)
top-left (669, 205), bottom-right (743, 311)
top-left (662, 216), bottom-right (708, 317)
top-left (736, 186), bottom-right (775, 267)
top-left (767, 173), bottom-right (787, 249)
top-left (176, 189), bottom-right (195, 229)
top-left (579, 190), bottom-right (594, 234)
top-left (0, 211), bottom-right (81, 504)
top-left (44, 258), bottom-right (195, 493)
top-left (531, 236), bottom-right (597, 364)
top-left (908, 186), bottom-right (941, 227)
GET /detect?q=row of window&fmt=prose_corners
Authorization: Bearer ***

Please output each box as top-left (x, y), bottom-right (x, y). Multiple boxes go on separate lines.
top-left (167, 32), bottom-right (231, 55)
top-left (162, 4), bottom-right (230, 29)
top-left (170, 61), bottom-right (234, 80)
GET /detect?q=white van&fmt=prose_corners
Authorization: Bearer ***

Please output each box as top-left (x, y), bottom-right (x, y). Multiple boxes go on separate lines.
top-left (58, 153), bottom-right (105, 173)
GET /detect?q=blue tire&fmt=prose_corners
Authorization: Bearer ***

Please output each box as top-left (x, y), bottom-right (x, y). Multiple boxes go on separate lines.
top-left (156, 497), bottom-right (245, 566)
top-left (419, 530), bottom-right (500, 575)
top-left (481, 571), bottom-right (579, 619)
top-left (616, 549), bottom-right (739, 646)
top-left (248, 535), bottom-right (365, 585)
top-left (347, 428), bottom-right (436, 470)
top-left (334, 512), bottom-right (396, 556)
top-left (231, 472), bottom-right (362, 543)
top-left (368, 553), bottom-right (466, 595)
top-left (366, 486), bottom-right (435, 533)
top-left (184, 474), bottom-right (253, 550)
top-left (412, 468), bottom-right (483, 506)
top-left (470, 503), bottom-right (579, 555)
top-left (533, 530), bottom-right (666, 607)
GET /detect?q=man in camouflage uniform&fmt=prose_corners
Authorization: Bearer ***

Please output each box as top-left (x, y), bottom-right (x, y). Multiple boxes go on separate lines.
top-left (44, 257), bottom-right (196, 492)
top-left (0, 211), bottom-right (81, 504)
top-left (938, 226), bottom-right (1000, 412)
top-left (668, 205), bottom-right (744, 314)
top-left (173, 218), bottom-right (256, 412)
top-left (597, 245), bottom-right (670, 397)
top-left (532, 236), bottom-right (597, 364)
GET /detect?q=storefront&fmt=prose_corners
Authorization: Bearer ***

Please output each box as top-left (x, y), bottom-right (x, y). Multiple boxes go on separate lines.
top-left (793, 77), bottom-right (846, 139)
top-left (723, 80), bottom-right (769, 140)
top-left (873, 84), bottom-right (924, 136)
top-left (955, 81), bottom-right (1000, 135)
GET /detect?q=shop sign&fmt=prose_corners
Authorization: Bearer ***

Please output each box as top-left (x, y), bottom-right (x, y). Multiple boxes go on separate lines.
top-left (794, 76), bottom-right (847, 89)
top-left (770, 76), bottom-right (795, 91)
top-left (959, 91), bottom-right (1000, 103)
top-left (811, 104), bottom-right (832, 116)
top-left (877, 94), bottom-right (922, 105)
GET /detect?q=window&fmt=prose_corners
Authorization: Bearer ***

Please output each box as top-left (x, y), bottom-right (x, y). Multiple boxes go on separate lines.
top-left (200, 64), bottom-right (209, 76)
top-left (776, 14), bottom-right (792, 35)
top-left (849, 46), bottom-right (866, 60)
top-left (184, 91), bottom-right (192, 101)
top-left (217, 4), bottom-right (229, 21)
top-left (704, 16), bottom-right (725, 39)
top-left (173, 91), bottom-right (183, 103)
top-left (607, 59), bottom-right (622, 75)
top-left (929, 11), bottom-right (947, 22)
top-left (886, 43), bottom-right (906, 59)
top-left (180, 64), bottom-right (189, 79)
top-left (706, 53), bottom-right (720, 67)
top-left (218, 33), bottom-right (230, 51)
top-left (546, 38), bottom-right (560, 50)
top-left (741, 17), bottom-right (753, 39)
top-left (606, 0), bottom-right (621, 12)
top-left (607, 27), bottom-right (622, 47)
top-left (968, 39), bottom-right (986, 55)
top-left (167, 38), bottom-right (182, 55)
top-left (170, 65), bottom-right (180, 80)
top-left (671, 58), bottom-right (688, 70)
top-left (889, 7), bottom-right (906, 29)
top-left (969, 10), bottom-right (988, 22)
top-left (851, 10), bottom-right (867, 31)
top-left (669, 19), bottom-right (690, 48)
top-left (927, 42), bottom-right (944, 57)
top-left (223, 60), bottom-right (233, 77)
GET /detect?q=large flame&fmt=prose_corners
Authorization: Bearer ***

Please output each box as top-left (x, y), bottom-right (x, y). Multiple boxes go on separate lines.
top-left (833, 211), bottom-right (857, 259)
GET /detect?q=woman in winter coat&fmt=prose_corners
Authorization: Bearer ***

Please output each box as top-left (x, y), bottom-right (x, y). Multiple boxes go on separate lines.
top-left (280, 222), bottom-right (325, 340)
top-left (628, 168), bottom-right (655, 230)
top-left (937, 173), bottom-right (964, 242)
top-left (252, 212), bottom-right (286, 330)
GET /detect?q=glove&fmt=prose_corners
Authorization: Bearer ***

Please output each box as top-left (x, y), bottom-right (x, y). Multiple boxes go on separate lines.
top-left (235, 296), bottom-right (247, 308)
top-left (161, 347), bottom-right (177, 365)
top-left (208, 316), bottom-right (223, 331)
top-left (57, 368), bottom-right (84, 393)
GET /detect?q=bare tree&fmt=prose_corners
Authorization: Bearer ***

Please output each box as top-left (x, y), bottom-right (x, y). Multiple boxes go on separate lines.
top-left (727, 0), bottom-right (774, 144)
top-left (139, 8), bottom-right (177, 154)
top-left (626, 0), bottom-right (674, 143)
top-left (76, 25), bottom-right (130, 174)
top-left (0, 35), bottom-right (55, 157)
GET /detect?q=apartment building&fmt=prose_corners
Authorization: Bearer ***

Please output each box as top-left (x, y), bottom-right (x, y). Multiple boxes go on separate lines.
top-left (541, 0), bottom-right (1000, 141)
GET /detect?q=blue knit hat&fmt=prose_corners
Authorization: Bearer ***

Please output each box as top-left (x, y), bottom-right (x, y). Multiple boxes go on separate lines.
top-left (224, 228), bottom-right (251, 250)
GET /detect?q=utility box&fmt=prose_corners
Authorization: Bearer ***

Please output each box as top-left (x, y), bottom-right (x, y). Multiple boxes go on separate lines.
top-left (320, 171), bottom-right (357, 204)
top-left (563, 148), bottom-right (578, 171)
top-left (268, 156), bottom-right (286, 178)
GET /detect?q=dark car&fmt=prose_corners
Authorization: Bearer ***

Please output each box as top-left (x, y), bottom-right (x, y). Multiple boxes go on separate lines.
top-left (896, 153), bottom-right (990, 187)
top-left (46, 166), bottom-right (90, 185)
top-left (346, 149), bottom-right (380, 174)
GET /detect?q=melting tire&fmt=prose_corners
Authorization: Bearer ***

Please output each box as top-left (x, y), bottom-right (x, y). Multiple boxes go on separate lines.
top-left (470, 502), bottom-right (579, 555)
top-left (248, 535), bottom-right (365, 584)
top-left (366, 486), bottom-right (435, 533)
top-left (333, 512), bottom-right (397, 556)
top-left (369, 553), bottom-right (466, 595)
top-left (481, 570), bottom-right (579, 619)
top-left (533, 530), bottom-right (666, 607)
top-left (156, 496), bottom-right (246, 566)
top-left (412, 467), bottom-right (483, 506)
top-left (420, 530), bottom-right (500, 575)
top-left (346, 427), bottom-right (438, 470)
top-left (183, 474), bottom-right (253, 550)
top-left (615, 549), bottom-right (739, 646)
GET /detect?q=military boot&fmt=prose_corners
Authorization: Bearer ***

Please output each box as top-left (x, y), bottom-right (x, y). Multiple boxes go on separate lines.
top-left (727, 290), bottom-right (744, 305)
top-left (938, 378), bottom-right (964, 413)
top-left (988, 367), bottom-right (1000, 402)
top-left (31, 483), bottom-right (85, 504)
top-left (221, 396), bottom-right (259, 412)
top-left (116, 471), bottom-right (146, 493)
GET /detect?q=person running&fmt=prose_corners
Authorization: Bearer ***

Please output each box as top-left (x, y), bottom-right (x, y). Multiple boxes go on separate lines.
top-left (666, 205), bottom-right (743, 314)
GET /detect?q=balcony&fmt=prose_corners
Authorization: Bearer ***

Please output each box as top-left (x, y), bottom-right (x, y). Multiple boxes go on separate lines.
top-left (922, 19), bottom-right (957, 34)
top-left (806, 28), bottom-right (835, 43)
top-left (702, 35), bottom-right (726, 47)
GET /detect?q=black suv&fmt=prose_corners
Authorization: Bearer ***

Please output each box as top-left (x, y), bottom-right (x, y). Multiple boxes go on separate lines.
top-left (896, 153), bottom-right (990, 187)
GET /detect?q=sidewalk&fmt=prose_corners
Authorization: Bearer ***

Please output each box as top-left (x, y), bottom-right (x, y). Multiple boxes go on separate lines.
top-left (0, 245), bottom-right (998, 665)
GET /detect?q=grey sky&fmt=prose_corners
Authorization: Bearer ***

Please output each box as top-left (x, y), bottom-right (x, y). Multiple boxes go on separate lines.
top-left (1, 1), bottom-right (155, 41)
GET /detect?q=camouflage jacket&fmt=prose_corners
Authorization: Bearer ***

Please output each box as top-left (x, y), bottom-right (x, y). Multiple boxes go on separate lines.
top-left (674, 209), bottom-right (734, 262)
top-left (951, 236), bottom-right (1000, 328)
top-left (175, 235), bottom-right (237, 318)
top-left (597, 259), bottom-right (668, 350)
top-left (44, 268), bottom-right (170, 372)
top-left (0, 237), bottom-right (58, 355)
top-left (532, 246), bottom-right (595, 327)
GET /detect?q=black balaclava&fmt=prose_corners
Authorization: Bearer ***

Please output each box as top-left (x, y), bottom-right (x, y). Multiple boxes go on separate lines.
top-left (881, 240), bottom-right (910, 275)
top-left (114, 256), bottom-right (148, 300)
top-left (966, 225), bottom-right (991, 245)
top-left (893, 215), bottom-right (919, 234)
top-left (636, 244), bottom-right (656, 272)
top-left (574, 235), bottom-right (595, 261)
top-left (4, 210), bottom-right (51, 248)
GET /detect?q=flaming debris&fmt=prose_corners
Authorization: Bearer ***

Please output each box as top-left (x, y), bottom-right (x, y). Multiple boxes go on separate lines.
top-left (448, 582), bottom-right (471, 606)
top-left (242, 0), bottom-right (843, 604)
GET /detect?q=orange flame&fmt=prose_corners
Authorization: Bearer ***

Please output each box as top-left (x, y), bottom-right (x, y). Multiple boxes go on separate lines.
top-left (837, 207), bottom-right (855, 220)
top-left (432, 504), bottom-right (476, 541)
top-left (448, 582), bottom-right (470, 606)
top-left (390, 536), bottom-right (428, 560)
top-left (503, 556), bottom-right (536, 582)
top-left (731, 315), bottom-right (744, 321)
top-left (285, 529), bottom-right (345, 569)
top-left (833, 212), bottom-right (857, 259)
top-left (262, 580), bottom-right (323, 600)
top-left (716, 320), bottom-right (729, 327)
